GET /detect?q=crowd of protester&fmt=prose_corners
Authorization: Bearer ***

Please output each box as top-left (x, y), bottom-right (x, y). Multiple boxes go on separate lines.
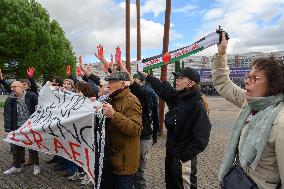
top-left (1, 32), bottom-right (284, 189)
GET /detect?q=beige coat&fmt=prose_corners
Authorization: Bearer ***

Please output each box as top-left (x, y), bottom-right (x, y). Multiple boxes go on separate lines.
top-left (212, 53), bottom-right (284, 189)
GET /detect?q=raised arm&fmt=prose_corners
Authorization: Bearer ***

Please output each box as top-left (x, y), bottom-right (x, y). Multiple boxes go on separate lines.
top-left (27, 67), bottom-right (38, 95)
top-left (0, 69), bottom-right (12, 94)
top-left (211, 32), bottom-right (246, 108)
top-left (144, 74), bottom-right (175, 103)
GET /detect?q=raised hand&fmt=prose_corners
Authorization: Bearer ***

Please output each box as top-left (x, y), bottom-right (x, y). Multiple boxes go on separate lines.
top-left (217, 32), bottom-right (228, 56)
top-left (27, 67), bottom-right (35, 78)
top-left (85, 64), bottom-right (92, 77)
top-left (66, 65), bottom-right (71, 77)
top-left (119, 60), bottom-right (128, 73)
top-left (139, 71), bottom-right (148, 78)
top-left (97, 44), bottom-right (104, 60)
top-left (79, 56), bottom-right (84, 69)
top-left (115, 46), bottom-right (121, 64)
top-left (95, 45), bottom-right (109, 65)
top-left (77, 66), bottom-right (82, 76)
top-left (100, 63), bottom-right (110, 73)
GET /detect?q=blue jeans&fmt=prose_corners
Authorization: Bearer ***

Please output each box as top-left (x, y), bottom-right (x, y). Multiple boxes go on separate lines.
top-left (113, 174), bottom-right (134, 189)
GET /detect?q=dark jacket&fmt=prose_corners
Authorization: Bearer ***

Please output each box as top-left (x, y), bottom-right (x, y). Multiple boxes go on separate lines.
top-left (129, 82), bottom-right (152, 140)
top-left (0, 79), bottom-right (11, 94)
top-left (87, 73), bottom-right (100, 86)
top-left (4, 91), bottom-right (38, 132)
top-left (28, 77), bottom-right (38, 96)
top-left (143, 84), bottom-right (160, 140)
top-left (146, 75), bottom-right (211, 162)
top-left (68, 75), bottom-right (80, 85)
top-left (106, 88), bottom-right (142, 175)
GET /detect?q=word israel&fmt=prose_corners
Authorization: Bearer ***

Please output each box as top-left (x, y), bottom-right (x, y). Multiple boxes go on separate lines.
top-left (138, 27), bottom-right (229, 71)
top-left (5, 84), bottom-right (105, 187)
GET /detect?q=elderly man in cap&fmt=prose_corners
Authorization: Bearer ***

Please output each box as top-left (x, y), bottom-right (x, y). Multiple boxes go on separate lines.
top-left (102, 70), bottom-right (142, 189)
top-left (3, 81), bottom-right (40, 175)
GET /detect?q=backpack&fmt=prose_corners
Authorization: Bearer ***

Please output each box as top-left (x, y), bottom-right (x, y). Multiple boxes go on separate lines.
top-left (142, 85), bottom-right (158, 124)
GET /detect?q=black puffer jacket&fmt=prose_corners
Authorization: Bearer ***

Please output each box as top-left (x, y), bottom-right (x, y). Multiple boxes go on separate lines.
top-left (4, 91), bottom-right (38, 132)
top-left (146, 75), bottom-right (211, 162)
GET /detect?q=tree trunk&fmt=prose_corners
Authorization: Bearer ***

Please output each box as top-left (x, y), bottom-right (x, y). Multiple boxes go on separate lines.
top-left (136, 0), bottom-right (141, 62)
top-left (159, 0), bottom-right (171, 135)
top-left (126, 0), bottom-right (131, 73)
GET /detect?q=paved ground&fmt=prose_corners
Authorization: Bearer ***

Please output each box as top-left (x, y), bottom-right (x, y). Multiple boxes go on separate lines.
top-left (0, 96), bottom-right (240, 189)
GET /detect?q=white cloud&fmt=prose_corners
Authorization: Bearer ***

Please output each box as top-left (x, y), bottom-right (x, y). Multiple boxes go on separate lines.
top-left (203, 8), bottom-right (223, 21)
top-left (37, 0), bottom-right (181, 62)
top-left (141, 0), bottom-right (165, 17)
top-left (196, 0), bottom-right (284, 55)
top-left (172, 4), bottom-right (198, 14)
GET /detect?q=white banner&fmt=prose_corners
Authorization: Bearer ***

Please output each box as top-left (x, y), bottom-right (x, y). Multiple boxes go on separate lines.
top-left (4, 84), bottom-right (105, 187)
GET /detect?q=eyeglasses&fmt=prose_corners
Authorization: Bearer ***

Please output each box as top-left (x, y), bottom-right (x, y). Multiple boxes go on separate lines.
top-left (244, 73), bottom-right (261, 84)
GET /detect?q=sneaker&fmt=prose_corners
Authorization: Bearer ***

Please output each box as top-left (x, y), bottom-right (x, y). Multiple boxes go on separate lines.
top-left (68, 171), bottom-right (85, 181)
top-left (33, 165), bottom-right (40, 175)
top-left (4, 167), bottom-right (22, 175)
top-left (80, 174), bottom-right (91, 186)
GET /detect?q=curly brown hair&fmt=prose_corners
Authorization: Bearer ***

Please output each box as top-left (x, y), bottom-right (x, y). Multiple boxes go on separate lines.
top-left (75, 81), bottom-right (96, 98)
top-left (252, 56), bottom-right (284, 95)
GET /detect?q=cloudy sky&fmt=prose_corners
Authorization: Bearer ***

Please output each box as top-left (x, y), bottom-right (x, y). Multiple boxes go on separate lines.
top-left (38, 0), bottom-right (284, 63)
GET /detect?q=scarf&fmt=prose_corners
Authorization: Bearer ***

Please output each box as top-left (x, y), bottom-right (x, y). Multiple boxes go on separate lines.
top-left (218, 94), bottom-right (284, 181)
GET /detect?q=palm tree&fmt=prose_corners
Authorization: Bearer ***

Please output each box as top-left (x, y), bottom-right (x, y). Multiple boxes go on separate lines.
top-left (159, 0), bottom-right (171, 135)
